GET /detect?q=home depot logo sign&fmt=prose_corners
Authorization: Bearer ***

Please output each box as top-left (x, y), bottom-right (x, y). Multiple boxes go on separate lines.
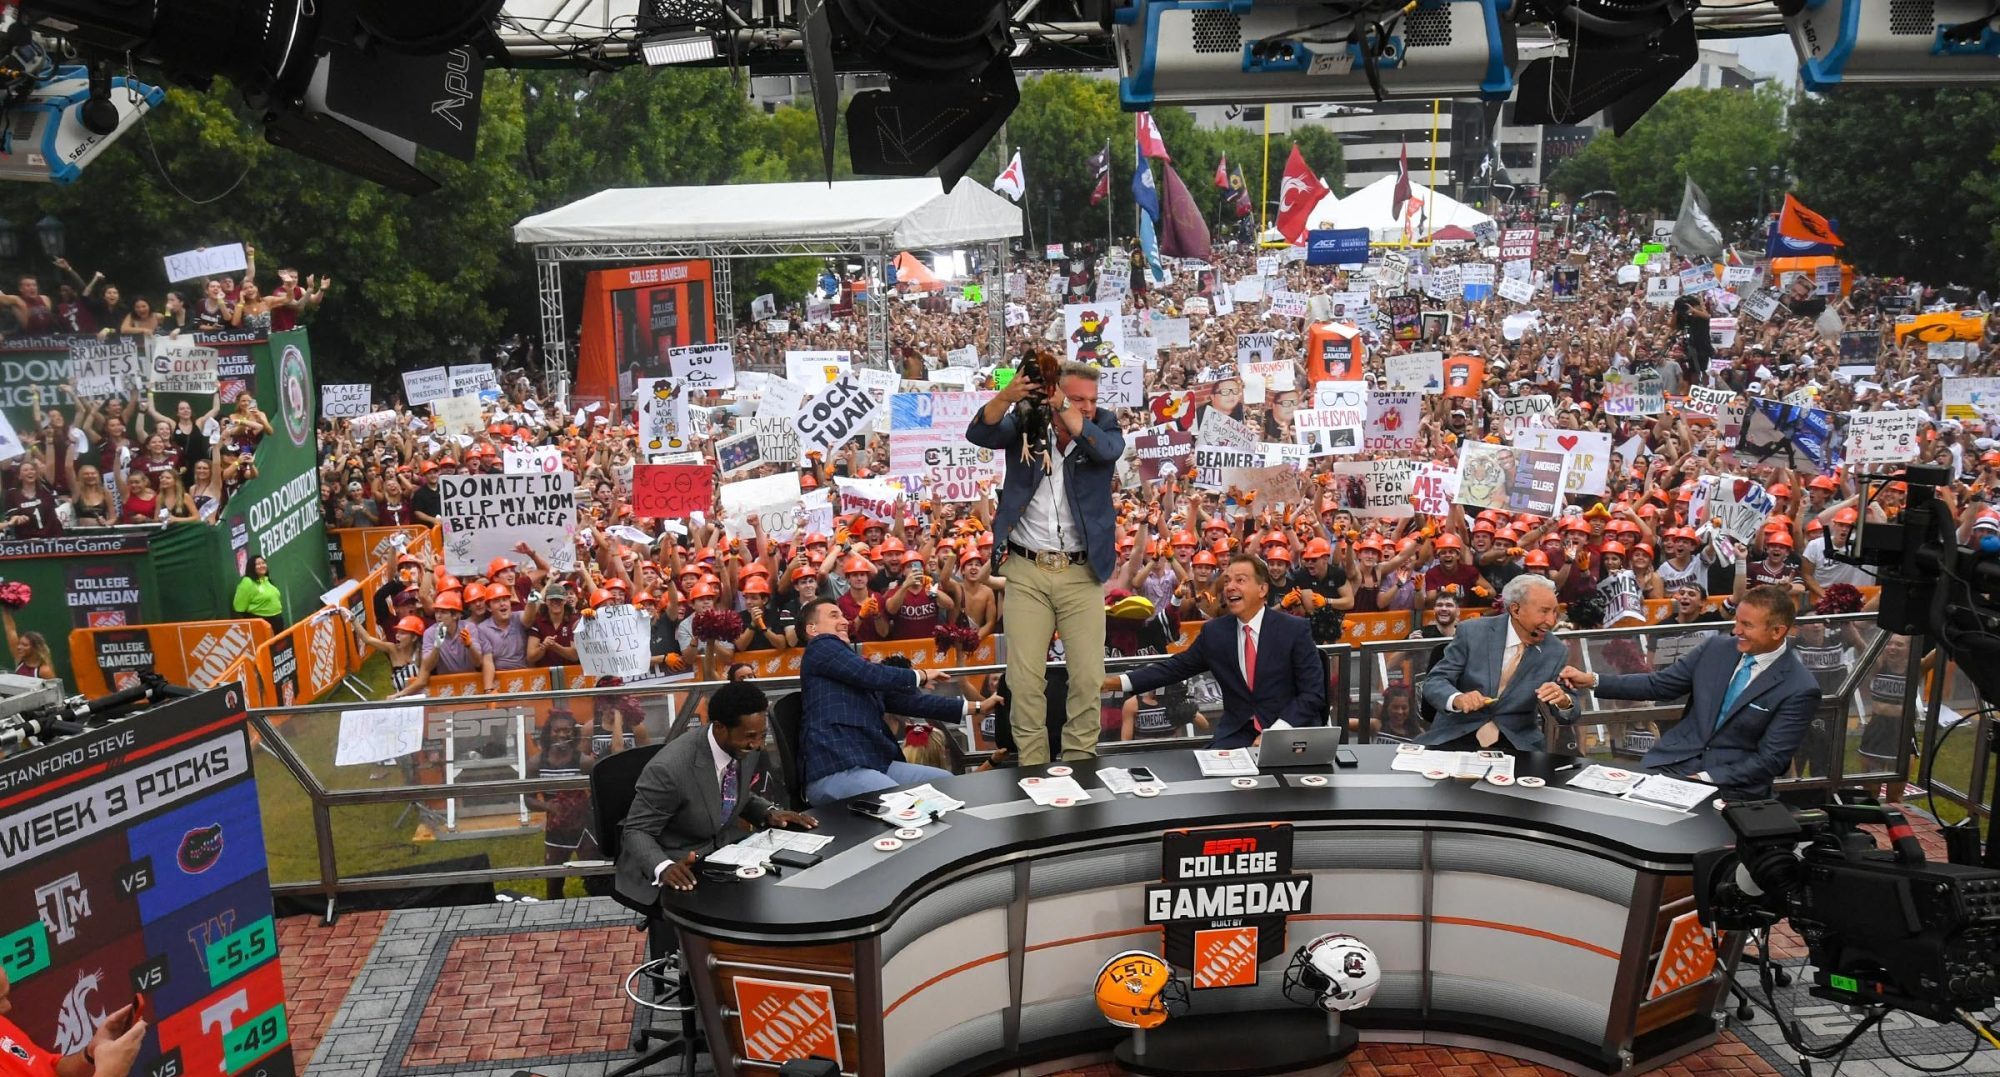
top-left (1193, 927), bottom-right (1259, 989)
top-left (183, 622), bottom-right (258, 690)
top-left (1646, 912), bottom-right (1717, 999)
top-left (733, 977), bottom-right (841, 1067)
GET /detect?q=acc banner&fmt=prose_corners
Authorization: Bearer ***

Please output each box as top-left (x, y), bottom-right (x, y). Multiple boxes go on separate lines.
top-left (0, 686), bottom-right (296, 1077)
top-left (439, 472), bottom-right (578, 574)
top-left (1305, 229), bottom-right (1370, 267)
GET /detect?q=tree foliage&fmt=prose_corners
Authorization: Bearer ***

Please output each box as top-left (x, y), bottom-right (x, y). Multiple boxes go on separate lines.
top-left (1547, 85), bottom-right (1788, 225)
top-left (1786, 86), bottom-right (2000, 287)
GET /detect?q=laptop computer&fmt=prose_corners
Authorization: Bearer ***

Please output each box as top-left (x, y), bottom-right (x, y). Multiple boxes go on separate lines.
top-left (1254, 725), bottom-right (1344, 770)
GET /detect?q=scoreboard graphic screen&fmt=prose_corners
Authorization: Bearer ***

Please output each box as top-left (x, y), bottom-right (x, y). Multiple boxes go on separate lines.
top-left (0, 685), bottom-right (292, 1077)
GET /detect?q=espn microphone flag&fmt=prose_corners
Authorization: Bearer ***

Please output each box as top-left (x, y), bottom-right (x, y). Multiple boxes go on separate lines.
top-left (1778, 193), bottom-right (1843, 247)
top-left (1158, 161), bottom-right (1212, 259)
top-left (1673, 176), bottom-right (1726, 259)
top-left (1274, 144), bottom-right (1331, 246)
top-left (1391, 141), bottom-right (1412, 221)
top-left (992, 149), bottom-right (1025, 202)
top-left (1215, 154), bottom-right (1230, 188)
top-left (1136, 111), bottom-right (1171, 161)
top-left (1132, 134), bottom-right (1161, 224)
top-left (1087, 139), bottom-right (1111, 206)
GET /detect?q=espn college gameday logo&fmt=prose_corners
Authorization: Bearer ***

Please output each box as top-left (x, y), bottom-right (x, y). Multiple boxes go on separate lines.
top-left (1145, 825), bottom-right (1310, 988)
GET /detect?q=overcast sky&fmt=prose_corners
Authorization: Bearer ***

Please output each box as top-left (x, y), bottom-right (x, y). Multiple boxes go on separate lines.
top-left (1723, 34), bottom-right (1800, 87)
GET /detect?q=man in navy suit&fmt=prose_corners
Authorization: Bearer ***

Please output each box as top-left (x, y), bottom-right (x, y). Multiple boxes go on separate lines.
top-left (1104, 554), bottom-right (1325, 747)
top-left (1562, 585), bottom-right (1821, 799)
top-left (967, 360), bottom-right (1124, 765)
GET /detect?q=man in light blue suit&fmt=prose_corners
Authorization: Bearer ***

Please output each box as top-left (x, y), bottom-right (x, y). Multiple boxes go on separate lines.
top-left (1563, 585), bottom-right (1822, 799)
top-left (1419, 574), bottom-right (1577, 751)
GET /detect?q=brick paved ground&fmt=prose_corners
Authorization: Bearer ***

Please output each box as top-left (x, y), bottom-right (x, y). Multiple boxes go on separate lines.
top-left (276, 809), bottom-right (1998, 1077)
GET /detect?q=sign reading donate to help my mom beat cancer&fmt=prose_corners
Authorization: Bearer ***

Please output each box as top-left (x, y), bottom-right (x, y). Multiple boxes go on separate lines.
top-left (438, 472), bottom-right (578, 574)
top-left (0, 686), bottom-right (296, 1077)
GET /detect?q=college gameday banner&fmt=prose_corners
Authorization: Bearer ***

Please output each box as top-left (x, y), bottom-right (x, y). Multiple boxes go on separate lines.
top-left (68, 619), bottom-right (274, 698)
top-left (0, 685), bottom-right (295, 1077)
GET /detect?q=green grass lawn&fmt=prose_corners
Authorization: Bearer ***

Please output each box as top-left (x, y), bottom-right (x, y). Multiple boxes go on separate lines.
top-left (254, 652), bottom-right (585, 899)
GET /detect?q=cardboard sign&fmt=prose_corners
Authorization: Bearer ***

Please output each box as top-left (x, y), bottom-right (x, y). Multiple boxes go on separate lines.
top-left (1497, 277), bottom-right (1535, 304)
top-left (716, 430), bottom-right (763, 476)
top-left (752, 416), bottom-right (801, 467)
top-left (1455, 442), bottom-right (1568, 516)
top-left (1706, 476), bottom-right (1775, 545)
top-left (432, 394), bottom-right (484, 435)
top-left (1384, 351), bottom-right (1444, 393)
top-left (1499, 228), bottom-right (1537, 260)
top-left (888, 391), bottom-right (1002, 502)
top-left (321, 383), bottom-right (373, 418)
top-left (439, 472), bottom-right (578, 574)
top-left (70, 337), bottom-right (143, 398)
top-left (1196, 408), bottom-right (1258, 450)
top-left (575, 604), bottom-right (652, 679)
top-left (402, 366), bottom-right (452, 406)
top-left (149, 337), bottom-right (220, 394)
top-left (669, 343), bottom-right (736, 390)
top-left (1945, 377), bottom-right (2000, 422)
top-left (1152, 317), bottom-right (1192, 349)
top-left (1846, 409), bottom-right (1923, 466)
top-left (1603, 368), bottom-right (1664, 416)
top-left (1410, 463), bottom-right (1459, 517)
top-left (163, 242), bottom-right (248, 283)
top-left (636, 377), bottom-right (692, 456)
top-left (1327, 458), bottom-right (1417, 518)
top-left (1064, 303), bottom-right (1127, 364)
top-left (720, 472), bottom-right (805, 539)
top-left (631, 463), bottom-right (714, 519)
top-left (1512, 427), bottom-right (1612, 497)
top-left (1364, 391), bottom-right (1422, 453)
top-left (1132, 428), bottom-right (1196, 484)
top-left (504, 445), bottom-right (565, 475)
top-left (1682, 384), bottom-right (1741, 424)
top-left (0, 409), bottom-right (23, 464)
top-left (784, 350), bottom-right (852, 385)
top-left (1100, 365), bottom-right (1144, 409)
top-left (795, 374), bottom-right (883, 457)
top-left (449, 363), bottom-right (499, 399)
top-left (1240, 360), bottom-right (1292, 405)
top-left (1191, 446), bottom-right (1263, 490)
top-left (1236, 332), bottom-right (1278, 367)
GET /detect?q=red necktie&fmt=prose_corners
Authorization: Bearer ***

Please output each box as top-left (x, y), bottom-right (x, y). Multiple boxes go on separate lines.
top-left (1243, 623), bottom-right (1257, 691)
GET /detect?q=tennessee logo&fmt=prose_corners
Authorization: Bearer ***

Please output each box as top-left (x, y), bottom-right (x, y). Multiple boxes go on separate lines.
top-left (178, 824), bottom-right (225, 873)
top-left (1193, 926), bottom-right (1259, 989)
top-left (1777, 194), bottom-right (1842, 247)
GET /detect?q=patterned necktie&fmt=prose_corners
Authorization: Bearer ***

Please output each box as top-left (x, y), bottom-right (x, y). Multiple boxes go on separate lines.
top-left (1497, 642), bottom-right (1523, 694)
top-left (1716, 655), bottom-right (1757, 729)
top-left (720, 758), bottom-right (738, 820)
top-left (1242, 623), bottom-right (1257, 691)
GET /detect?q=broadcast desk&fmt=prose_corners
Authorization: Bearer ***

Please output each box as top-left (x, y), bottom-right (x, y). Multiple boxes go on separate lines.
top-left (661, 746), bottom-right (1737, 1077)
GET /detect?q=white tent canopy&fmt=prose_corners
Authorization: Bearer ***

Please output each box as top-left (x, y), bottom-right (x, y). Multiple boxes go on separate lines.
top-left (513, 178), bottom-right (1023, 248)
top-left (1306, 176), bottom-right (1494, 243)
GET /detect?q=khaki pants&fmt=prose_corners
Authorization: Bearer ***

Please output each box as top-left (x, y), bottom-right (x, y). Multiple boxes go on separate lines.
top-left (1002, 553), bottom-right (1106, 765)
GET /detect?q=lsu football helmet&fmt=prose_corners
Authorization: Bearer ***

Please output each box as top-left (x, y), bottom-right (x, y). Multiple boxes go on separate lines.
top-left (1092, 949), bottom-right (1189, 1029)
top-left (1281, 933), bottom-right (1382, 1013)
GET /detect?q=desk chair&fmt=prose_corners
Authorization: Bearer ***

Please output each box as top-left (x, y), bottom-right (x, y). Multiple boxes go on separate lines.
top-left (590, 743), bottom-right (703, 1077)
top-left (767, 692), bottom-right (808, 811)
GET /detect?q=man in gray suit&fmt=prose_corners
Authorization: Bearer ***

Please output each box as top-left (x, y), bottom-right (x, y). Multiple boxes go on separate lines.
top-left (617, 681), bottom-right (817, 901)
top-left (1562, 585), bottom-right (1822, 799)
top-left (1419, 574), bottom-right (1577, 750)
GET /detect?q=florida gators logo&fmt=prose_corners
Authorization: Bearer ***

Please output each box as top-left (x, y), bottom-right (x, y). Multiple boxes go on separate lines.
top-left (178, 824), bottom-right (224, 873)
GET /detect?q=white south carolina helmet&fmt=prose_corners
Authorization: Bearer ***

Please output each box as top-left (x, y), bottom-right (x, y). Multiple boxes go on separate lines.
top-left (1281, 932), bottom-right (1382, 1012)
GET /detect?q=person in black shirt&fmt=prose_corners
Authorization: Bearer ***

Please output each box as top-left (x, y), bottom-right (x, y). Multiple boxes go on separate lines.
top-left (1672, 293), bottom-right (1712, 366)
top-left (411, 463), bottom-right (444, 525)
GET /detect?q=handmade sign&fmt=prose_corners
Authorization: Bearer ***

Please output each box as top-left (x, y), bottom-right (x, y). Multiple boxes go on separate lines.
top-left (439, 472), bottom-right (578, 573)
top-left (631, 463), bottom-right (714, 519)
top-left (1846, 409), bottom-right (1923, 466)
top-left (889, 392), bottom-right (1002, 502)
top-left (1383, 351), bottom-right (1443, 393)
top-left (1512, 427), bottom-right (1612, 497)
top-left (321, 384), bottom-right (373, 418)
top-left (669, 343), bottom-right (736, 390)
top-left (794, 374), bottom-right (883, 457)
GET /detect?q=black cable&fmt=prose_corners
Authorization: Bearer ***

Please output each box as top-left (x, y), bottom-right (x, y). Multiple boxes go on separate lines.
top-left (1877, 1013), bottom-right (1979, 1072)
top-left (1756, 927), bottom-right (1886, 1062)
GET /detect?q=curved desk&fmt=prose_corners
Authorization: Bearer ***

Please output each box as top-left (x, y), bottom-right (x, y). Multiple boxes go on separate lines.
top-left (662, 746), bottom-right (1737, 1077)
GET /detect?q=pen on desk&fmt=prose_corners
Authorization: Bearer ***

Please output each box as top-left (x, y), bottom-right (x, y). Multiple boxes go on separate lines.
top-left (1555, 763), bottom-right (1580, 772)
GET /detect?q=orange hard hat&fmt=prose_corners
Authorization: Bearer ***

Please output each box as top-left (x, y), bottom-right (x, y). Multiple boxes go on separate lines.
top-left (1833, 506), bottom-right (1860, 525)
top-left (437, 574), bottom-right (463, 592)
top-left (1261, 530), bottom-right (1288, 547)
top-left (739, 561), bottom-right (772, 579)
top-left (1762, 530), bottom-right (1794, 548)
top-left (1769, 483), bottom-right (1792, 500)
top-left (1193, 550), bottom-right (1218, 567)
top-left (635, 590), bottom-right (658, 606)
top-left (1171, 531), bottom-right (1198, 548)
top-left (395, 615), bottom-right (427, 635)
top-left (462, 583), bottom-right (490, 603)
top-left (1600, 541), bottom-right (1628, 558)
top-left (687, 581), bottom-right (721, 600)
top-left (1434, 534), bottom-right (1465, 550)
top-left (1266, 545), bottom-right (1293, 563)
top-left (804, 531), bottom-right (831, 547)
top-left (1303, 537), bottom-right (1333, 559)
top-left (1522, 550), bottom-right (1551, 568)
top-left (842, 556), bottom-right (874, 575)
top-left (588, 587), bottom-right (614, 608)
top-left (487, 556), bottom-right (516, 577)
top-left (741, 576), bottom-right (773, 595)
top-left (432, 591), bottom-right (464, 612)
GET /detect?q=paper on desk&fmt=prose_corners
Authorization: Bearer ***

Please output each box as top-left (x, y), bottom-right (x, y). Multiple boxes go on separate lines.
top-left (1195, 748), bottom-right (1258, 777)
top-left (1620, 774), bottom-right (1716, 812)
top-left (1566, 764), bottom-right (1646, 796)
top-left (1018, 775), bottom-right (1089, 805)
top-left (703, 844), bottom-right (771, 868)
top-left (739, 830), bottom-right (834, 854)
top-left (880, 783), bottom-right (965, 821)
top-left (1098, 767), bottom-right (1168, 795)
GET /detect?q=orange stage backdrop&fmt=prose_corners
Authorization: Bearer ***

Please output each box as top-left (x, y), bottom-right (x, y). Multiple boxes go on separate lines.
top-left (575, 261), bottom-right (715, 408)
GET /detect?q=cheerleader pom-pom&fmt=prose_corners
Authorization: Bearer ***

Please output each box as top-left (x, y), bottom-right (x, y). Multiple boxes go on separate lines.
top-left (0, 581), bottom-right (31, 609)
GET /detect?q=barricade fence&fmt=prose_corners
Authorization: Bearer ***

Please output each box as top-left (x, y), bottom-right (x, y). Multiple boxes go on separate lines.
top-left (241, 610), bottom-right (1941, 919)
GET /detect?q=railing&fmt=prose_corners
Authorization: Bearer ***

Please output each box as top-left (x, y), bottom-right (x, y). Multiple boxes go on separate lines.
top-left (247, 612), bottom-right (1931, 921)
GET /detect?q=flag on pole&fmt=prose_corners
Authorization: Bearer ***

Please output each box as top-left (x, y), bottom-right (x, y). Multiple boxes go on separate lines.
top-left (1139, 203), bottom-right (1168, 285)
top-left (1214, 154), bottom-right (1230, 189)
top-left (1087, 140), bottom-right (1111, 206)
top-left (1777, 193), bottom-right (1843, 247)
top-left (1229, 164), bottom-right (1251, 218)
top-left (1132, 134), bottom-right (1161, 223)
top-left (1274, 144), bottom-right (1331, 246)
top-left (1158, 162), bottom-right (1212, 259)
top-left (1136, 111), bottom-right (1171, 161)
top-left (992, 150), bottom-right (1025, 202)
top-left (1391, 141), bottom-right (1412, 221)
top-left (1673, 177), bottom-right (1726, 259)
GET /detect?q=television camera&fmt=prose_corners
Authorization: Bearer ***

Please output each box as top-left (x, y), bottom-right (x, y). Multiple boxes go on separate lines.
top-left (0, 669), bottom-right (190, 758)
top-left (1684, 463), bottom-right (2000, 1056)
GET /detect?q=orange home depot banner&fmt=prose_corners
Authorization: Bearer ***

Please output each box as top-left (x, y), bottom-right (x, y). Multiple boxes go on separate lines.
top-left (1344, 610), bottom-right (1419, 643)
top-left (68, 618), bottom-right (275, 697)
top-left (417, 666), bottom-right (564, 699)
top-left (256, 608), bottom-right (354, 708)
top-left (726, 637), bottom-right (1003, 679)
top-left (333, 525), bottom-right (436, 580)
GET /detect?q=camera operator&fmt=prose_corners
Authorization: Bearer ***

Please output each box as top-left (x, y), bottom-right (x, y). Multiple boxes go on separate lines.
top-left (966, 360), bottom-right (1124, 766)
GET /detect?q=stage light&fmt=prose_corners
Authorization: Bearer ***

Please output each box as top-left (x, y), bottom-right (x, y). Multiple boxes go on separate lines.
top-left (639, 32), bottom-right (719, 66)
top-left (1510, 0), bottom-right (1698, 134)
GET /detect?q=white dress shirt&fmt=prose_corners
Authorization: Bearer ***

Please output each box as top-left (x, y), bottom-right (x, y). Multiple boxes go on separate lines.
top-left (1011, 431), bottom-right (1081, 552)
top-left (1448, 620), bottom-right (1522, 712)
top-left (1119, 608), bottom-right (1264, 694)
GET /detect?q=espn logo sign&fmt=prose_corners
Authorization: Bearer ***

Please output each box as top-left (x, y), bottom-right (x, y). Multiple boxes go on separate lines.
top-left (1200, 837), bottom-right (1258, 857)
top-left (1192, 926), bottom-right (1259, 989)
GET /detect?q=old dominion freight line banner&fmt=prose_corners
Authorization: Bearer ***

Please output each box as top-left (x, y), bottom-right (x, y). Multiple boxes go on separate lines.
top-left (0, 330), bottom-right (328, 687)
top-left (0, 685), bottom-right (294, 1077)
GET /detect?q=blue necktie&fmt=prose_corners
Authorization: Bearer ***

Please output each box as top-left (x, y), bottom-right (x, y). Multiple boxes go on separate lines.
top-left (720, 758), bottom-right (739, 820)
top-left (1716, 655), bottom-right (1756, 729)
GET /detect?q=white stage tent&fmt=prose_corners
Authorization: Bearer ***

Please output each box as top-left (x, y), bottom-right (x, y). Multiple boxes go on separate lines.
top-left (514, 178), bottom-right (1024, 403)
top-left (1306, 176), bottom-right (1495, 243)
